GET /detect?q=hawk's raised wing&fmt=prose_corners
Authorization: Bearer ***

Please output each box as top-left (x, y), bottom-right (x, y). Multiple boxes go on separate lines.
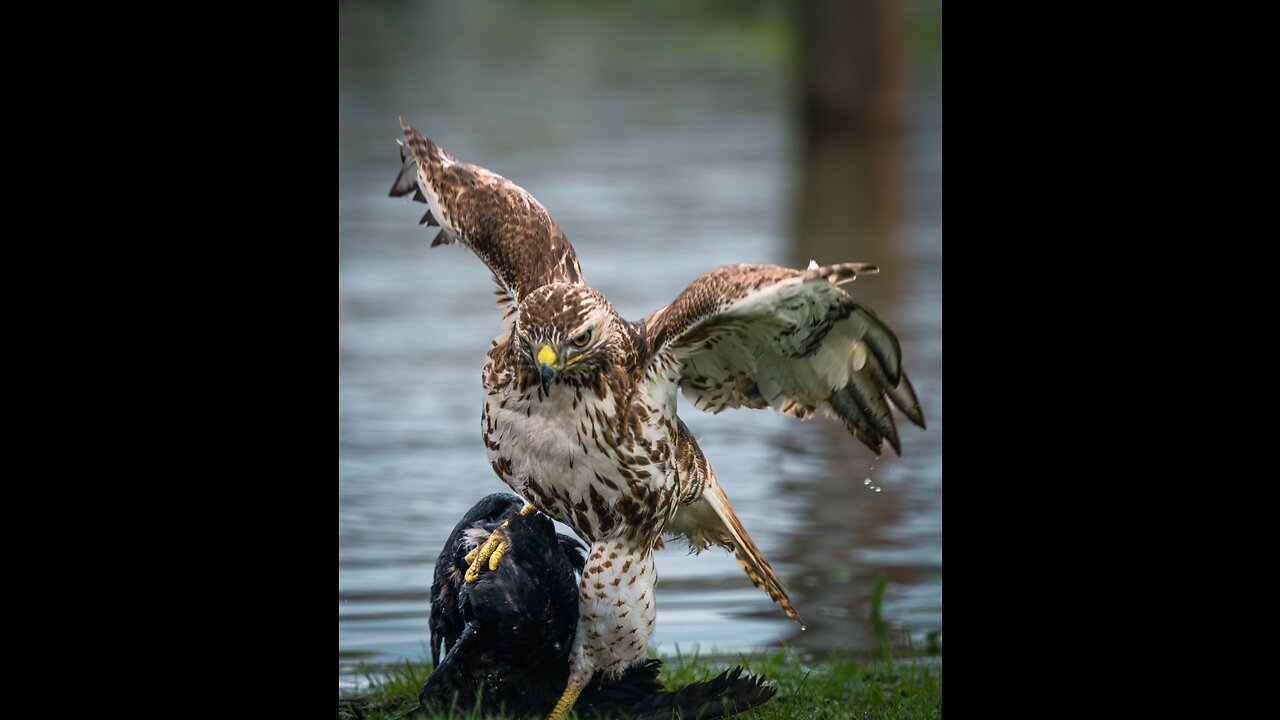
top-left (391, 118), bottom-right (584, 310)
top-left (641, 263), bottom-right (925, 455)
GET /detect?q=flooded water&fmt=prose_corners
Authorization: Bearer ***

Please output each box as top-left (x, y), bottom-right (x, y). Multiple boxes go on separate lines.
top-left (340, 0), bottom-right (940, 692)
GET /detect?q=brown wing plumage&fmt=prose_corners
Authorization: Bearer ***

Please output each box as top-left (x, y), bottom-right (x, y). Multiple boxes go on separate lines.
top-left (391, 118), bottom-right (584, 306)
top-left (641, 262), bottom-right (924, 455)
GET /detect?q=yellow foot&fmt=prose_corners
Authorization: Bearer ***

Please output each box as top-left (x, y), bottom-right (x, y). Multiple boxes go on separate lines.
top-left (463, 504), bottom-right (538, 583)
top-left (544, 679), bottom-right (584, 720)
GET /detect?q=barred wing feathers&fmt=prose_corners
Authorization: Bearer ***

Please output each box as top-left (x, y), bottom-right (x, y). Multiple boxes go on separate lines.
top-left (391, 118), bottom-right (584, 309)
top-left (642, 262), bottom-right (924, 455)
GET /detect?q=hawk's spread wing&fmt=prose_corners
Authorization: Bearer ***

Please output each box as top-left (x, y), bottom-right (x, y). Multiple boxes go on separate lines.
top-left (391, 119), bottom-right (584, 310)
top-left (641, 262), bottom-right (925, 455)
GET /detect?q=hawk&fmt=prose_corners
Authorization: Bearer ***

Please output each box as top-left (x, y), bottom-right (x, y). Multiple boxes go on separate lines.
top-left (391, 118), bottom-right (924, 719)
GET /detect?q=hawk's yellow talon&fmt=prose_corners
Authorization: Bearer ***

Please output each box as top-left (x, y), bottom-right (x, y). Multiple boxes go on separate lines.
top-left (488, 540), bottom-right (510, 570)
top-left (464, 532), bottom-right (503, 583)
top-left (463, 504), bottom-right (539, 583)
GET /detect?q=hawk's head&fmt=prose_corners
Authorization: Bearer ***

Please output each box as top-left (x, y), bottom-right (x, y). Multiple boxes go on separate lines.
top-left (513, 284), bottom-right (629, 395)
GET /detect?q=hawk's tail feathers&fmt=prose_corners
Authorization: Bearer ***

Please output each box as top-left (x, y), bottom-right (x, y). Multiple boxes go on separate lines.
top-left (703, 482), bottom-right (806, 629)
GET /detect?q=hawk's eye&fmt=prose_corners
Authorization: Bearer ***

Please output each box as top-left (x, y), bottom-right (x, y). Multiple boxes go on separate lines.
top-left (571, 330), bottom-right (592, 348)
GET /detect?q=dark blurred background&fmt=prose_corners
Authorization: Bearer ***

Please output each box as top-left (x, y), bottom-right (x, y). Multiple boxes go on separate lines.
top-left (340, 0), bottom-right (941, 691)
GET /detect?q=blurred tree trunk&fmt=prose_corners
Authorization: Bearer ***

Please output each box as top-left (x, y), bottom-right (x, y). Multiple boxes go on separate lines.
top-left (797, 0), bottom-right (907, 136)
top-left (780, 0), bottom-right (916, 635)
top-left (791, 0), bottom-right (909, 307)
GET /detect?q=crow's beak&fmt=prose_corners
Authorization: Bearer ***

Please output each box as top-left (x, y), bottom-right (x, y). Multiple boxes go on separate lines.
top-left (537, 345), bottom-right (558, 395)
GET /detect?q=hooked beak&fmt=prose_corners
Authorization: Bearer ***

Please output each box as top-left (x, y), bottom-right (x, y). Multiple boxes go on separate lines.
top-left (537, 345), bottom-right (558, 395)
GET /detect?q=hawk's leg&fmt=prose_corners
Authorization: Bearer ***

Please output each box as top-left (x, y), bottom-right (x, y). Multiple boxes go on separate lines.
top-left (463, 503), bottom-right (537, 582)
top-left (545, 541), bottom-right (658, 719)
top-left (544, 653), bottom-right (591, 720)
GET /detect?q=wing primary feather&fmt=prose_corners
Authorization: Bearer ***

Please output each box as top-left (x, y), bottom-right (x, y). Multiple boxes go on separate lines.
top-left (850, 305), bottom-right (903, 386)
top-left (891, 371), bottom-right (925, 429)
top-left (866, 356), bottom-right (925, 429)
top-left (431, 229), bottom-right (453, 247)
top-left (419, 209), bottom-right (438, 226)
top-left (845, 370), bottom-right (901, 455)
top-left (829, 386), bottom-right (885, 455)
top-left (388, 152), bottom-right (419, 198)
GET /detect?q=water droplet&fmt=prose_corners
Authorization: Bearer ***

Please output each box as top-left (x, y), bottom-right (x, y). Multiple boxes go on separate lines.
top-left (864, 478), bottom-right (872, 485)
top-left (875, 487), bottom-right (882, 493)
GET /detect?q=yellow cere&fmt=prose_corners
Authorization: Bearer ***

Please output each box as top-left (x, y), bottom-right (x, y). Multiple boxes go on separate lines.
top-left (537, 345), bottom-right (558, 367)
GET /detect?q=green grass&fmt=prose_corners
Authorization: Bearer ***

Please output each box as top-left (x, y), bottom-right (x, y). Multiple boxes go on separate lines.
top-left (343, 579), bottom-right (940, 718)
top-left (339, 648), bottom-right (941, 720)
